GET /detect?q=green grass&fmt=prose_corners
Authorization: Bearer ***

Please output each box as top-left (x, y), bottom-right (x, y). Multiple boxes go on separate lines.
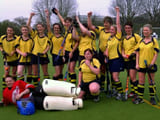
top-left (0, 43), bottom-right (160, 120)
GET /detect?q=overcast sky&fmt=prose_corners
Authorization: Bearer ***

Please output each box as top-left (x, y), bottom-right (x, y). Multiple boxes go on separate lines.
top-left (0, 0), bottom-right (112, 21)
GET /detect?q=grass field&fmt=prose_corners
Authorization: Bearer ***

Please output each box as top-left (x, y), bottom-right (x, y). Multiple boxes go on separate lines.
top-left (0, 44), bottom-right (160, 120)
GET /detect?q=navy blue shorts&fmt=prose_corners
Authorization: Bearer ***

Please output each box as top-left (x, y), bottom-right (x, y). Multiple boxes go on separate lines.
top-left (124, 60), bottom-right (136, 70)
top-left (80, 79), bottom-right (101, 93)
top-left (31, 54), bottom-right (50, 65)
top-left (4, 60), bottom-right (18, 66)
top-left (64, 50), bottom-right (79, 63)
top-left (78, 55), bottom-right (85, 65)
top-left (98, 50), bottom-right (105, 65)
top-left (138, 64), bottom-right (157, 73)
top-left (18, 62), bottom-right (32, 65)
top-left (109, 58), bottom-right (124, 72)
top-left (52, 54), bottom-right (64, 66)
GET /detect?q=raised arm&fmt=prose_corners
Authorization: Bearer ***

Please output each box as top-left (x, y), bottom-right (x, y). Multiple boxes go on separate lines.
top-left (115, 7), bottom-right (121, 33)
top-left (87, 12), bottom-right (96, 31)
top-left (53, 8), bottom-right (65, 25)
top-left (45, 9), bottom-right (51, 33)
top-left (27, 12), bottom-right (35, 32)
top-left (76, 16), bottom-right (92, 37)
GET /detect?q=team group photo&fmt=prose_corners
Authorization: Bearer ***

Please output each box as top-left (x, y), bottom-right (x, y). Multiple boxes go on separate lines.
top-left (0, 0), bottom-right (160, 119)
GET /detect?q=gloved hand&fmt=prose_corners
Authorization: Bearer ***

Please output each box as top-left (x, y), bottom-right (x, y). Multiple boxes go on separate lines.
top-left (129, 53), bottom-right (136, 59)
top-left (148, 64), bottom-right (154, 71)
top-left (52, 8), bottom-right (58, 15)
top-left (37, 53), bottom-right (44, 56)
top-left (2, 50), bottom-right (8, 56)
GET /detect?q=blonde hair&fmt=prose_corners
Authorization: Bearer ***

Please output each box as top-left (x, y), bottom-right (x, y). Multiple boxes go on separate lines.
top-left (143, 24), bottom-right (153, 32)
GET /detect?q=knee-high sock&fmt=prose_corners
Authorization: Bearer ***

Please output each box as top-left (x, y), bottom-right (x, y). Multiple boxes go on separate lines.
top-left (149, 84), bottom-right (156, 98)
top-left (69, 72), bottom-right (76, 84)
top-left (137, 84), bottom-right (145, 99)
top-left (115, 81), bottom-right (123, 93)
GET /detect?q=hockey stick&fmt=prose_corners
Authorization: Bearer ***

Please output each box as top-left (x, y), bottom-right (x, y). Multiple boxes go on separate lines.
top-left (105, 57), bottom-right (112, 97)
top-left (55, 25), bottom-right (73, 62)
top-left (144, 60), bottom-right (160, 103)
top-left (24, 54), bottom-right (28, 82)
top-left (124, 70), bottom-right (130, 100)
top-left (37, 53), bottom-right (42, 85)
top-left (64, 58), bottom-right (70, 81)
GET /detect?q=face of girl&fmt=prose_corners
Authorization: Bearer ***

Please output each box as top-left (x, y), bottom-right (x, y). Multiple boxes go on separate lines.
top-left (65, 20), bottom-right (72, 29)
top-left (36, 24), bottom-right (45, 34)
top-left (84, 50), bottom-right (93, 60)
top-left (124, 25), bottom-right (132, 35)
top-left (6, 27), bottom-right (14, 37)
top-left (104, 21), bottom-right (111, 30)
top-left (5, 77), bottom-right (15, 88)
top-left (143, 27), bottom-right (152, 37)
top-left (110, 26), bottom-right (116, 36)
top-left (21, 27), bottom-right (29, 36)
top-left (53, 25), bottom-right (60, 34)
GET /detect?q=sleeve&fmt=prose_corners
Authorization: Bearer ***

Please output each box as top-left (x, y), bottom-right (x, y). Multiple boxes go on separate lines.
top-left (0, 36), bottom-right (2, 46)
top-left (47, 32), bottom-right (54, 39)
top-left (30, 29), bottom-right (37, 39)
top-left (154, 39), bottom-right (159, 53)
top-left (93, 59), bottom-right (101, 69)
top-left (2, 89), bottom-right (10, 105)
top-left (95, 26), bottom-right (103, 34)
top-left (90, 31), bottom-right (96, 40)
top-left (14, 36), bottom-right (20, 48)
top-left (19, 80), bottom-right (35, 90)
top-left (115, 32), bottom-right (122, 40)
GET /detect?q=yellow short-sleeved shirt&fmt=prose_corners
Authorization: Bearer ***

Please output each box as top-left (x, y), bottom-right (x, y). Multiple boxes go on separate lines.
top-left (95, 26), bottom-right (111, 52)
top-left (15, 36), bottom-right (33, 63)
top-left (48, 32), bottom-right (64, 56)
top-left (136, 37), bottom-right (159, 68)
top-left (0, 35), bottom-right (18, 62)
top-left (122, 33), bottom-right (142, 61)
top-left (107, 32), bottom-right (122, 60)
top-left (79, 58), bottom-right (101, 83)
top-left (78, 31), bottom-right (96, 56)
top-left (30, 30), bottom-right (50, 57)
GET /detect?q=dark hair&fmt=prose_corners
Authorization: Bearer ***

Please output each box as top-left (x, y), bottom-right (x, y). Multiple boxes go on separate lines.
top-left (124, 21), bottom-right (133, 28)
top-left (53, 23), bottom-right (62, 32)
top-left (84, 48), bottom-right (93, 55)
top-left (21, 25), bottom-right (29, 30)
top-left (103, 16), bottom-right (113, 25)
top-left (5, 75), bottom-right (15, 81)
top-left (36, 22), bottom-right (45, 28)
top-left (7, 26), bottom-right (14, 31)
top-left (64, 17), bottom-right (73, 23)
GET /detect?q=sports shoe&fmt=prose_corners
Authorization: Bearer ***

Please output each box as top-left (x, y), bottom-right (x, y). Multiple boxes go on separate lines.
top-left (128, 92), bottom-right (135, 98)
top-left (150, 97), bottom-right (156, 105)
top-left (93, 96), bottom-right (100, 102)
top-left (116, 93), bottom-right (124, 100)
top-left (132, 97), bottom-right (144, 104)
top-left (112, 88), bottom-right (118, 97)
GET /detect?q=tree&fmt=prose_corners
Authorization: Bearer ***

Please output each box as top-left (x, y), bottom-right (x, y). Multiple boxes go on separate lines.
top-left (110, 0), bottom-right (145, 26)
top-left (31, 0), bottom-right (78, 26)
top-left (14, 17), bottom-right (28, 26)
top-left (142, 0), bottom-right (160, 26)
top-left (0, 20), bottom-right (21, 36)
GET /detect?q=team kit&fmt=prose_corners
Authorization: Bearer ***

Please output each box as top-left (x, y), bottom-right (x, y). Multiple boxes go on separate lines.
top-left (0, 7), bottom-right (159, 115)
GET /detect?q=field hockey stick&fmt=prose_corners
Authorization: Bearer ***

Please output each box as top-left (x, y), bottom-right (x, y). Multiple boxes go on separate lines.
top-left (24, 54), bottom-right (28, 82)
top-left (144, 60), bottom-right (160, 103)
top-left (105, 57), bottom-right (112, 97)
top-left (3, 53), bottom-right (9, 73)
top-left (55, 25), bottom-right (73, 62)
top-left (64, 58), bottom-right (70, 81)
top-left (124, 70), bottom-right (130, 100)
top-left (37, 53), bottom-right (42, 85)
